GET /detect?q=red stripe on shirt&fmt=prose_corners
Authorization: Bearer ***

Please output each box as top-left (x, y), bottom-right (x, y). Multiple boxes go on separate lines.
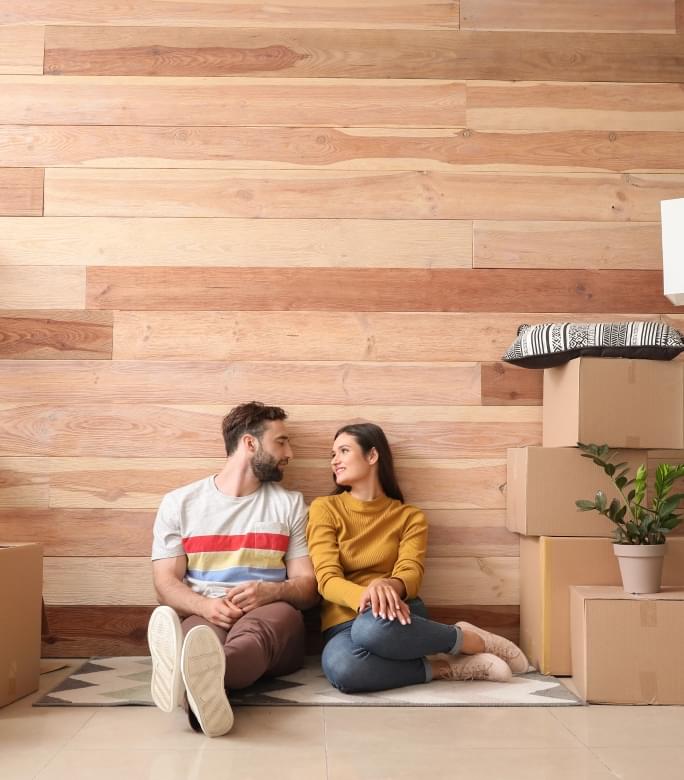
top-left (182, 533), bottom-right (290, 553)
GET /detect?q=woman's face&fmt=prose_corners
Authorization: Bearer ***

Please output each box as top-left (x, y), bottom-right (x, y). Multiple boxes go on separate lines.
top-left (330, 433), bottom-right (376, 487)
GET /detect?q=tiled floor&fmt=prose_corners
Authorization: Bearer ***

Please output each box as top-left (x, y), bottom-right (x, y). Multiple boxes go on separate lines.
top-left (3, 662), bottom-right (684, 779)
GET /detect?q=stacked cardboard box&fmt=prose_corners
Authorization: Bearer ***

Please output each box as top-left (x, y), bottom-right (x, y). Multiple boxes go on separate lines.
top-left (507, 357), bottom-right (684, 687)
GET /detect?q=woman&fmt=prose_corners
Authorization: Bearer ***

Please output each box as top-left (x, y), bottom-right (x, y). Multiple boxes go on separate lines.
top-left (306, 423), bottom-right (529, 693)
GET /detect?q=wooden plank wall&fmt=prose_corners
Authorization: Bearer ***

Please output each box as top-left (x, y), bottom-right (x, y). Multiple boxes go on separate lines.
top-left (1, 1), bottom-right (683, 657)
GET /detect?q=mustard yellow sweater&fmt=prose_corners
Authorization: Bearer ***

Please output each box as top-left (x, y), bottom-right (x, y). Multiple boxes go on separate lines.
top-left (306, 492), bottom-right (428, 631)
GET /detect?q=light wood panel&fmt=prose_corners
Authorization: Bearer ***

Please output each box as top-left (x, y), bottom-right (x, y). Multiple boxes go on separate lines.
top-left (0, 310), bottom-right (112, 358)
top-left (0, 168), bottom-right (43, 216)
top-left (0, 26), bottom-right (44, 74)
top-left (474, 221), bottom-right (663, 269)
top-left (421, 557), bottom-right (518, 605)
top-left (480, 362), bottom-right (543, 406)
top-left (460, 0), bottom-right (676, 32)
top-left (467, 82), bottom-right (684, 131)
top-left (45, 169), bottom-right (684, 220)
top-left (4, 1), bottom-right (460, 29)
top-left (47, 458), bottom-right (507, 509)
top-left (0, 217), bottom-right (471, 268)
top-left (0, 458), bottom-right (50, 508)
top-left (427, 510), bottom-right (516, 557)
top-left (0, 76), bottom-right (464, 127)
top-left (0, 404), bottom-right (541, 457)
top-left (678, 0), bottom-right (684, 31)
top-left (88, 267), bottom-right (676, 312)
top-left (0, 267), bottom-right (85, 309)
top-left (6, 126), bottom-right (684, 172)
top-left (0, 361), bottom-right (481, 405)
top-left (113, 311), bottom-right (660, 361)
top-left (43, 27), bottom-right (684, 82)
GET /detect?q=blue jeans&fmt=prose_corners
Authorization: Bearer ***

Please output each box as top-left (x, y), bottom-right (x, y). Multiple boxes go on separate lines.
top-left (321, 598), bottom-right (462, 693)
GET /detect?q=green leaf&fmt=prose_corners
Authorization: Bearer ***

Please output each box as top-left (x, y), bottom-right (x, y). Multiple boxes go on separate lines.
top-left (576, 499), bottom-right (596, 511)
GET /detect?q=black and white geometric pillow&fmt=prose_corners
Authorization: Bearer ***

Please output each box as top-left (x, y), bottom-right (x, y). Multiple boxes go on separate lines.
top-left (502, 321), bottom-right (684, 368)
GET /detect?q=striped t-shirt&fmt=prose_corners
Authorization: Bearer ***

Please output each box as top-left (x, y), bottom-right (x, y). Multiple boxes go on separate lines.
top-left (151, 476), bottom-right (309, 598)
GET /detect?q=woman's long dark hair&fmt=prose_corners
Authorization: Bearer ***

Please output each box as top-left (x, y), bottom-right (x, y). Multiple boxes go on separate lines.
top-left (331, 423), bottom-right (404, 502)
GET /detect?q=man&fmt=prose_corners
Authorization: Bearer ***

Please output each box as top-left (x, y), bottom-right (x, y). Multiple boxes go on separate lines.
top-left (148, 401), bottom-right (319, 737)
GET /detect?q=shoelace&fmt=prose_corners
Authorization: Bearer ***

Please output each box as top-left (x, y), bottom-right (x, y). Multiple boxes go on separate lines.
top-left (445, 660), bottom-right (493, 681)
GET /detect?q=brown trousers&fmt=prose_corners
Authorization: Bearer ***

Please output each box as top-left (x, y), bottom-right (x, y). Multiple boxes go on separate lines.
top-left (181, 602), bottom-right (306, 690)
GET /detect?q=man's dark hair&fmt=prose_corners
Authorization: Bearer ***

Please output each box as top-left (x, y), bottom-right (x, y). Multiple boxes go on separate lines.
top-left (221, 402), bottom-right (287, 456)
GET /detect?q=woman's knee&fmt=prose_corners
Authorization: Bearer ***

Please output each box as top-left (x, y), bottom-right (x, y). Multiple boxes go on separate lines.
top-left (350, 609), bottom-right (396, 654)
top-left (321, 643), bottom-right (367, 694)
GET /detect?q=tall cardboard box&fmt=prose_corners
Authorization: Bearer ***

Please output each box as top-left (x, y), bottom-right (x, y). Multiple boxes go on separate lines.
top-left (571, 586), bottom-right (684, 704)
top-left (519, 536), bottom-right (684, 676)
top-left (543, 358), bottom-right (684, 448)
top-left (0, 543), bottom-right (43, 707)
top-left (506, 446), bottom-right (646, 536)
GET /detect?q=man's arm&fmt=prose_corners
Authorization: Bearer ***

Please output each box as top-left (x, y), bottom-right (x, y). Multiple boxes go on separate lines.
top-left (224, 555), bottom-right (319, 612)
top-left (152, 556), bottom-right (243, 630)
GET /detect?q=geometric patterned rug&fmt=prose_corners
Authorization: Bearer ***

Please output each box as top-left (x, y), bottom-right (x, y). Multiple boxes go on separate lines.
top-left (33, 656), bottom-right (583, 707)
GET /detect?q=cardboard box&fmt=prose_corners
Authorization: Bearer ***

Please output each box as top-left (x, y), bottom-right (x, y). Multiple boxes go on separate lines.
top-left (543, 357), bottom-right (684, 448)
top-left (0, 543), bottom-right (43, 707)
top-left (519, 536), bottom-right (684, 676)
top-left (571, 585), bottom-right (684, 704)
top-left (506, 446), bottom-right (647, 537)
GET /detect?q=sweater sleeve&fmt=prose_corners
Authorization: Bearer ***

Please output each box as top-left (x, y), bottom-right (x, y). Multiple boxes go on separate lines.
top-left (306, 499), bottom-right (366, 612)
top-left (391, 507), bottom-right (428, 600)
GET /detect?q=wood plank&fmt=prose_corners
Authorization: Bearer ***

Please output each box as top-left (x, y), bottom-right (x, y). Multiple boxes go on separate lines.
top-left (480, 362), bottom-right (543, 406)
top-left (47, 458), bottom-right (507, 509)
top-left (0, 509), bottom-right (153, 555)
top-left (467, 81), bottom-right (684, 132)
top-left (0, 267), bottom-right (85, 309)
top-left (428, 605), bottom-right (519, 642)
top-left (0, 76), bottom-right (464, 127)
top-left (460, 0), bottom-right (676, 33)
top-left (427, 510), bottom-right (517, 557)
top-left (6, 126), bottom-right (684, 172)
top-left (0, 217), bottom-right (471, 268)
top-left (113, 311), bottom-right (660, 361)
top-left (0, 168), bottom-right (43, 216)
top-left (88, 267), bottom-right (678, 313)
top-left (5, 1), bottom-right (460, 29)
top-left (43, 27), bottom-right (684, 82)
top-left (0, 404), bottom-right (541, 458)
top-left (0, 457), bottom-right (50, 508)
top-left (46, 169), bottom-right (684, 220)
top-left (0, 310), bottom-right (112, 359)
top-left (0, 361), bottom-right (481, 405)
top-left (679, 0), bottom-right (684, 31)
top-left (0, 26), bottom-right (44, 74)
top-left (42, 554), bottom-right (517, 605)
top-left (474, 221), bottom-right (663, 269)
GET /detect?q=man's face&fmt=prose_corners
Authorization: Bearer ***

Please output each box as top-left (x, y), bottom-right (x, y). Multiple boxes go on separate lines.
top-left (250, 420), bottom-right (293, 482)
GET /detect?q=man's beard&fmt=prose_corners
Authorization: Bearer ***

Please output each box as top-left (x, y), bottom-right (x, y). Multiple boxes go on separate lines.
top-left (251, 446), bottom-right (285, 482)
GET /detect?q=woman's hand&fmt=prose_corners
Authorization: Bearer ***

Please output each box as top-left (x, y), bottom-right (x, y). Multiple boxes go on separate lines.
top-left (359, 578), bottom-right (411, 625)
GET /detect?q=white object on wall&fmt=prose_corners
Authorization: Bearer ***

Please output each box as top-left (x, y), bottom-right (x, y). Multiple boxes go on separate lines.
top-left (661, 198), bottom-right (684, 305)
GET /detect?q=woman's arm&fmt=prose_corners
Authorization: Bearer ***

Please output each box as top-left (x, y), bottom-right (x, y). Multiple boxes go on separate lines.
top-left (390, 508), bottom-right (429, 600)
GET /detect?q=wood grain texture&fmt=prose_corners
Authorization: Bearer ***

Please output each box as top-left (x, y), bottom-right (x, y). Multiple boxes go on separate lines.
top-left (467, 82), bottom-right (684, 131)
top-left (6, 1), bottom-right (460, 30)
top-left (679, 0), bottom-right (684, 31)
top-left (112, 311), bottom-right (659, 361)
top-left (47, 458), bottom-right (507, 509)
top-left (0, 217), bottom-right (471, 269)
top-left (474, 221), bottom-right (663, 269)
top-left (88, 267), bottom-right (678, 313)
top-left (5, 125), bottom-right (684, 173)
top-left (460, 0), bottom-right (676, 32)
top-left (0, 361), bottom-right (481, 405)
top-left (0, 168), bottom-right (43, 216)
top-left (45, 169), bottom-right (684, 221)
top-left (0, 26), bottom-right (44, 74)
top-left (0, 310), bottom-right (112, 358)
top-left (0, 458), bottom-right (49, 508)
top-left (0, 267), bottom-right (85, 309)
top-left (0, 404), bottom-right (540, 458)
top-left (480, 362), bottom-right (543, 406)
top-left (43, 27), bottom-right (684, 82)
top-left (42, 554), bottom-right (517, 605)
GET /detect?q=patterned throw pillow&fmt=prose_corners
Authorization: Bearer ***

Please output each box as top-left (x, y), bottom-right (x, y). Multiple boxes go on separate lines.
top-left (502, 321), bottom-right (684, 368)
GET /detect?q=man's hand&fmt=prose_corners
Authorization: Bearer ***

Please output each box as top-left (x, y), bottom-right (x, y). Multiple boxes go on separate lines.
top-left (225, 580), bottom-right (281, 612)
top-left (359, 578), bottom-right (411, 625)
top-left (200, 596), bottom-right (244, 630)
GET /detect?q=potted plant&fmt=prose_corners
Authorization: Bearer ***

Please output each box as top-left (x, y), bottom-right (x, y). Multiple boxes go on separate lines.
top-left (575, 442), bottom-right (684, 594)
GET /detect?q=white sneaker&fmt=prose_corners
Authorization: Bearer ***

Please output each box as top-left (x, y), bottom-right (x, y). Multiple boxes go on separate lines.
top-left (456, 621), bottom-right (530, 674)
top-left (181, 625), bottom-right (234, 738)
top-left (437, 652), bottom-right (512, 682)
top-left (147, 606), bottom-right (184, 712)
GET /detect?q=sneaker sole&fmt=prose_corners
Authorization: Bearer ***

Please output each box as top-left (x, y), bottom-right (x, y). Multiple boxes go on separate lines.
top-left (181, 626), bottom-right (234, 738)
top-left (147, 606), bottom-right (184, 713)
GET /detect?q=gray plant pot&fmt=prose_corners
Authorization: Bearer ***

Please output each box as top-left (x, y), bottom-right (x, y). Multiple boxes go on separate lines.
top-left (613, 543), bottom-right (666, 594)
